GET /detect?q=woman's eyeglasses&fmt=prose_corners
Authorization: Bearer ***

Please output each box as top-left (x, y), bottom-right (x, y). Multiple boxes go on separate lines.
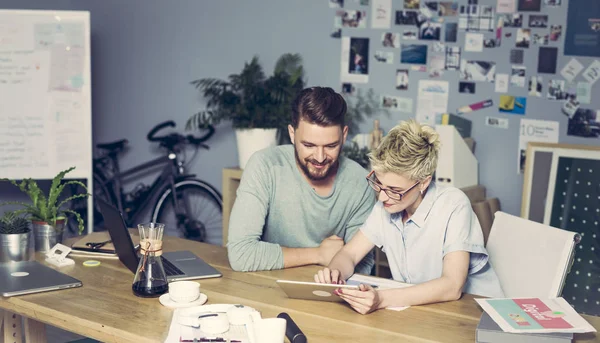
top-left (366, 170), bottom-right (420, 201)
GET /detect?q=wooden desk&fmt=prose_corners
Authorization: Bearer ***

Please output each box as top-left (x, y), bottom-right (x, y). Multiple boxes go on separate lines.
top-left (1, 237), bottom-right (599, 343)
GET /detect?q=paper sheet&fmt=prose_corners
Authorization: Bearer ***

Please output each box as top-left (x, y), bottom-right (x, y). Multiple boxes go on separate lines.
top-left (348, 274), bottom-right (413, 311)
top-left (416, 80), bottom-right (449, 125)
top-left (518, 119), bottom-right (559, 174)
top-left (371, 0), bottom-right (392, 29)
top-left (560, 58), bottom-right (584, 83)
top-left (495, 74), bottom-right (509, 93)
top-left (582, 60), bottom-right (600, 85)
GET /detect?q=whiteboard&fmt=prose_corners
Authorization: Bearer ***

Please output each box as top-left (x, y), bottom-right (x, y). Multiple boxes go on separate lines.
top-left (0, 10), bottom-right (93, 232)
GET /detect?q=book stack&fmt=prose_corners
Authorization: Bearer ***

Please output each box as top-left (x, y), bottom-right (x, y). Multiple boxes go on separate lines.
top-left (476, 312), bottom-right (573, 343)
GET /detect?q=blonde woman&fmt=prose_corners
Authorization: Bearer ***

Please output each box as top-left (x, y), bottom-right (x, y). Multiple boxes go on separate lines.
top-left (314, 120), bottom-right (504, 314)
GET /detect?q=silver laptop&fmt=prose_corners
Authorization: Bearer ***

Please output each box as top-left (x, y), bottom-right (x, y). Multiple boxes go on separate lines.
top-left (97, 198), bottom-right (222, 282)
top-left (0, 261), bottom-right (82, 297)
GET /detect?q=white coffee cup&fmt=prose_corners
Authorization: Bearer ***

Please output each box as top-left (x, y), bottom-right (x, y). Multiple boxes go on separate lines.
top-left (253, 317), bottom-right (286, 343)
top-left (168, 281), bottom-right (200, 303)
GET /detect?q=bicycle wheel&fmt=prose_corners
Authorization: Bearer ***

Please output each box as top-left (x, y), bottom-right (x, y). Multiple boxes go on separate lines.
top-left (152, 180), bottom-right (223, 245)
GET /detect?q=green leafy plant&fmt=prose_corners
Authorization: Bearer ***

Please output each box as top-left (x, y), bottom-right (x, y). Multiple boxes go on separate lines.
top-left (0, 167), bottom-right (90, 234)
top-left (0, 211), bottom-right (30, 234)
top-left (341, 88), bottom-right (389, 168)
top-left (343, 88), bottom-right (389, 135)
top-left (342, 141), bottom-right (371, 169)
top-left (186, 53), bottom-right (306, 132)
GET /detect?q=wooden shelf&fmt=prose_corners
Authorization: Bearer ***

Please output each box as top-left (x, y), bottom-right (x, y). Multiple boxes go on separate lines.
top-left (222, 168), bottom-right (243, 247)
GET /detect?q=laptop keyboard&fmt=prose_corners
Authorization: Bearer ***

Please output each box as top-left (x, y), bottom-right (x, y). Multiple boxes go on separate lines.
top-left (161, 257), bottom-right (185, 276)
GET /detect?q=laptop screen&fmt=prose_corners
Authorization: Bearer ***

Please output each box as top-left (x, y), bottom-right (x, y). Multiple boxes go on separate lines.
top-left (96, 198), bottom-right (140, 274)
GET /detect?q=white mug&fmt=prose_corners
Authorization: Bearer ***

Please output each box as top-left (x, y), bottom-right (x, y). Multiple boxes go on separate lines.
top-left (168, 281), bottom-right (200, 303)
top-left (253, 317), bottom-right (286, 343)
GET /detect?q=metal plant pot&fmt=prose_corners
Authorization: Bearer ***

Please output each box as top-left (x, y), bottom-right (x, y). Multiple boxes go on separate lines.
top-left (0, 231), bottom-right (33, 262)
top-left (32, 220), bottom-right (65, 252)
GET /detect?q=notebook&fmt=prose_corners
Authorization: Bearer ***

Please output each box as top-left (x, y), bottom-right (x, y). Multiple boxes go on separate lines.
top-left (0, 261), bottom-right (82, 297)
top-left (477, 312), bottom-right (573, 343)
top-left (97, 197), bottom-right (222, 282)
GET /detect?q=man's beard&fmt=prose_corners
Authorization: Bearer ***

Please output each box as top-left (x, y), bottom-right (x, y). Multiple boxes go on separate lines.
top-left (294, 146), bottom-right (338, 181)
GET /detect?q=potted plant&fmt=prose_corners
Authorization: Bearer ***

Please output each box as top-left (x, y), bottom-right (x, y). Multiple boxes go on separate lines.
top-left (186, 53), bottom-right (306, 168)
top-left (0, 211), bottom-right (32, 262)
top-left (0, 166), bottom-right (90, 252)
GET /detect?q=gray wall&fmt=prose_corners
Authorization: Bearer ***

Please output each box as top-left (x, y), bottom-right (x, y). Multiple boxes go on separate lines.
top-left (1, 0), bottom-right (599, 220)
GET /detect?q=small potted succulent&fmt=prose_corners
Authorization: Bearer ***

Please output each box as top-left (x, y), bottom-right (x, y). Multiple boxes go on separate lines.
top-left (0, 211), bottom-right (32, 262)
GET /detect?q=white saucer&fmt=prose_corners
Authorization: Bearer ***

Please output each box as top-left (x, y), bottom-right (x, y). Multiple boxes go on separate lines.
top-left (159, 292), bottom-right (208, 308)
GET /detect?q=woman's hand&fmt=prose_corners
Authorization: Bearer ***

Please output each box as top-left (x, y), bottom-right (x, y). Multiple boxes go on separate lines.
top-left (314, 267), bottom-right (344, 284)
top-left (338, 284), bottom-right (381, 315)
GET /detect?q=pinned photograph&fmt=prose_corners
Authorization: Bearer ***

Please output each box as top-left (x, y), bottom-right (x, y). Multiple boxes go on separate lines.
top-left (329, 0), bottom-right (344, 8)
top-left (528, 75), bottom-right (544, 97)
top-left (342, 83), bottom-right (356, 95)
top-left (529, 15), bottom-right (548, 28)
top-left (401, 44), bottom-right (428, 64)
top-left (537, 46), bottom-right (558, 74)
top-left (532, 34), bottom-right (548, 45)
top-left (465, 33), bottom-right (484, 52)
top-left (463, 5), bottom-right (495, 32)
top-left (562, 98), bottom-right (580, 117)
top-left (459, 82), bottom-right (476, 94)
top-left (429, 55), bottom-right (445, 78)
top-left (418, 20), bottom-right (442, 40)
top-left (516, 29), bottom-right (531, 48)
top-left (381, 95), bottom-right (413, 112)
top-left (496, 0), bottom-right (516, 13)
top-left (483, 38), bottom-right (499, 48)
top-left (543, 0), bottom-right (561, 6)
top-left (510, 49), bottom-right (524, 64)
top-left (396, 69), bottom-right (409, 90)
top-left (518, 0), bottom-right (541, 11)
top-left (567, 108), bottom-right (600, 138)
top-left (395, 10), bottom-right (418, 25)
top-left (499, 95), bottom-right (527, 115)
top-left (405, 0), bottom-right (420, 9)
top-left (445, 46), bottom-right (461, 70)
top-left (459, 60), bottom-right (496, 82)
top-left (438, 2), bottom-right (459, 16)
top-left (382, 32), bottom-right (400, 47)
top-left (374, 50), bottom-right (394, 63)
top-left (486, 116), bottom-right (509, 129)
top-left (422, 2), bottom-right (438, 12)
top-left (499, 13), bottom-right (523, 27)
top-left (550, 25), bottom-right (562, 41)
top-left (546, 79), bottom-right (569, 100)
top-left (432, 42), bottom-right (445, 53)
top-left (334, 10), bottom-right (368, 28)
top-left (341, 37), bottom-right (369, 83)
top-left (511, 66), bottom-right (526, 87)
top-left (445, 23), bottom-right (458, 42)
top-left (403, 29), bottom-right (418, 40)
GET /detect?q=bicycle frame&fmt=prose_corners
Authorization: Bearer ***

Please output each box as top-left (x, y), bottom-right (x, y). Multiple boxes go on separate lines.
top-left (97, 154), bottom-right (182, 225)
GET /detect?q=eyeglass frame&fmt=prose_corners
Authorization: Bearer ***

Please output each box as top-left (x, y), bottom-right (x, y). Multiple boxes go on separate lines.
top-left (366, 170), bottom-right (420, 201)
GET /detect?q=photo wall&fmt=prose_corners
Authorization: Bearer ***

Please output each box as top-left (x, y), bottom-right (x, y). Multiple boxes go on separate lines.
top-left (328, 0), bottom-right (600, 218)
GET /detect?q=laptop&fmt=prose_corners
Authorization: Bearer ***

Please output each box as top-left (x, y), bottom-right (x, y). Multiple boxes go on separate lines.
top-left (0, 261), bottom-right (82, 297)
top-left (276, 280), bottom-right (359, 303)
top-left (97, 198), bottom-right (222, 282)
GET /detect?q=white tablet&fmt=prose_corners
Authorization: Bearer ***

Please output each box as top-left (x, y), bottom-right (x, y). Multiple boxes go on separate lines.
top-left (276, 279), bottom-right (359, 302)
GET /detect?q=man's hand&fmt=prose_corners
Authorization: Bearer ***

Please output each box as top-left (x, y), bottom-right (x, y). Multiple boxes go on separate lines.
top-left (314, 267), bottom-right (344, 284)
top-left (317, 235), bottom-right (344, 266)
top-left (338, 284), bottom-right (381, 315)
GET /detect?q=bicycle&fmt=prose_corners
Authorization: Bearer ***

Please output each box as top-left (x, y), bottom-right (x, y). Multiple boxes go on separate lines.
top-left (69, 120), bottom-right (223, 244)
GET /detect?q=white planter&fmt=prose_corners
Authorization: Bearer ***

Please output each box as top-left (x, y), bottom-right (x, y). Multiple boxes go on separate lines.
top-left (235, 128), bottom-right (278, 169)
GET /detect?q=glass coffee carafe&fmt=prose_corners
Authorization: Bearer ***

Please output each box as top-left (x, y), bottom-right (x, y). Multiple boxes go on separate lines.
top-left (132, 222), bottom-right (169, 297)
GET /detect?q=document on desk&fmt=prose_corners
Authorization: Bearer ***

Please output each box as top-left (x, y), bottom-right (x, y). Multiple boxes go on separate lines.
top-left (347, 274), bottom-right (413, 311)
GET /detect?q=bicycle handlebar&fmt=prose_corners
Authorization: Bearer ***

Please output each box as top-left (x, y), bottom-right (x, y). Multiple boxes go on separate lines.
top-left (147, 120), bottom-right (176, 142)
top-left (146, 120), bottom-right (215, 149)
